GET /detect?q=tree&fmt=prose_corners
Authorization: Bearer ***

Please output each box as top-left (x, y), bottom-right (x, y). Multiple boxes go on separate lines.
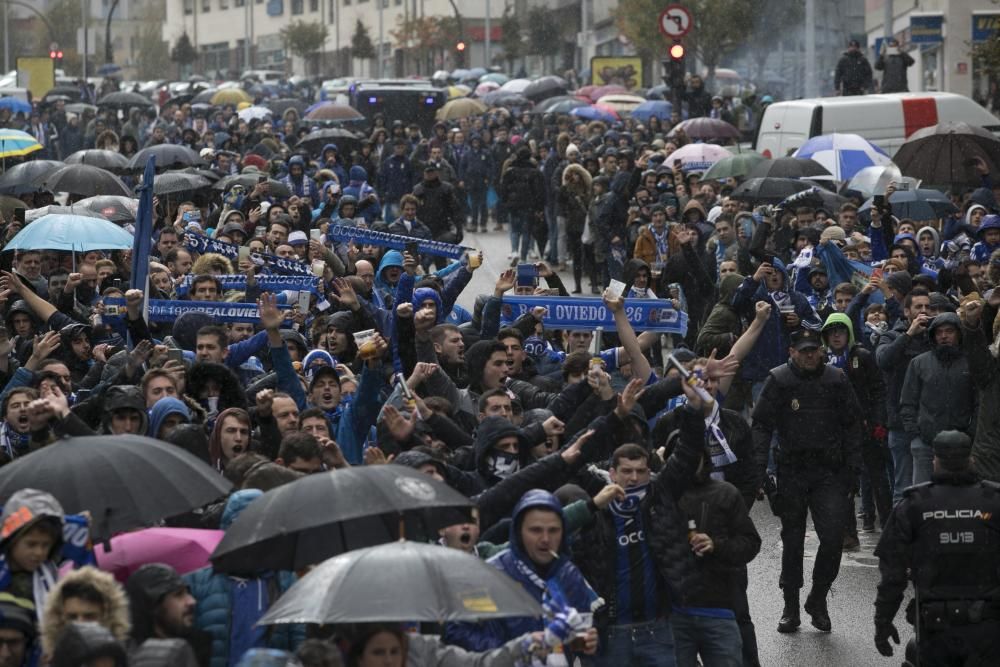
top-left (499, 6), bottom-right (522, 70)
top-left (972, 34), bottom-right (1000, 79)
top-left (281, 20), bottom-right (328, 75)
top-left (45, 0), bottom-right (83, 58)
top-left (525, 7), bottom-right (561, 58)
top-left (171, 33), bottom-right (197, 66)
top-left (351, 19), bottom-right (376, 60)
top-left (135, 23), bottom-right (170, 80)
top-left (744, 0), bottom-right (803, 86)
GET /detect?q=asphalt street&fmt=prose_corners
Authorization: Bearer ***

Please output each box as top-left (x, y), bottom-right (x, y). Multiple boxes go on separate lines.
top-left (457, 227), bottom-right (912, 666)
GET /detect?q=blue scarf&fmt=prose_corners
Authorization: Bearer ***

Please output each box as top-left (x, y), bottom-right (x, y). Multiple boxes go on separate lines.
top-left (228, 575), bottom-right (269, 665)
top-left (609, 482), bottom-right (649, 519)
top-left (826, 350), bottom-right (847, 369)
top-left (0, 422), bottom-right (30, 461)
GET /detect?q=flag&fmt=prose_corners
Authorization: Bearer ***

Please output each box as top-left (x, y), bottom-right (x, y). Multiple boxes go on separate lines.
top-left (129, 156), bottom-right (156, 348)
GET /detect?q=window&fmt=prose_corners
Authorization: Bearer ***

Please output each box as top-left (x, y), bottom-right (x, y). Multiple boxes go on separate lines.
top-left (291, 0), bottom-right (303, 13)
top-left (220, 0), bottom-right (229, 8)
top-left (309, 0), bottom-right (317, 11)
top-left (328, 0), bottom-right (335, 20)
top-left (202, 0), bottom-right (210, 11)
top-left (235, 0), bottom-right (245, 5)
top-left (184, 0), bottom-right (193, 14)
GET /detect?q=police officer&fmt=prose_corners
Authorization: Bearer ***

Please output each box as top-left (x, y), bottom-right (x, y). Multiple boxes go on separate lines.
top-left (751, 328), bottom-right (863, 634)
top-left (873, 430), bottom-right (1000, 663)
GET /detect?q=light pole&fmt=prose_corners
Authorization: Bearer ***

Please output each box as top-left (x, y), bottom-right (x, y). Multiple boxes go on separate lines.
top-left (378, 0), bottom-right (384, 78)
top-left (484, 0), bottom-right (490, 69)
top-left (81, 0), bottom-right (90, 81)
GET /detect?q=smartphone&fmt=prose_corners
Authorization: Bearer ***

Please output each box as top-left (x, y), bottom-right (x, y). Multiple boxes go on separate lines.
top-left (516, 263), bottom-right (539, 288)
top-left (871, 267), bottom-right (883, 281)
top-left (297, 290), bottom-right (311, 312)
top-left (673, 158), bottom-right (682, 168)
top-left (13, 208), bottom-right (24, 225)
top-left (405, 241), bottom-right (420, 257)
top-left (258, 175), bottom-right (267, 184)
top-left (397, 372), bottom-right (414, 401)
top-left (895, 181), bottom-right (910, 192)
top-left (608, 279), bottom-right (626, 299)
top-left (112, 278), bottom-right (123, 290)
top-left (763, 254), bottom-right (776, 267)
top-left (167, 348), bottom-right (184, 364)
top-left (873, 194), bottom-right (886, 208)
top-left (238, 246), bottom-right (251, 262)
top-left (310, 228), bottom-right (322, 241)
top-left (254, 226), bottom-right (266, 238)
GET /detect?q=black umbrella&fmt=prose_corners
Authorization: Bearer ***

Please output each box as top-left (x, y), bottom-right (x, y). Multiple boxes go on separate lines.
top-left (41, 86), bottom-right (83, 104)
top-left (152, 172), bottom-right (212, 195)
top-left (0, 435), bottom-right (231, 541)
top-left (794, 185), bottom-right (849, 211)
top-left (129, 144), bottom-right (205, 171)
top-left (191, 88), bottom-right (220, 105)
top-left (481, 90), bottom-right (532, 109)
top-left (74, 195), bottom-right (140, 223)
top-left (65, 149), bottom-right (130, 173)
top-left (748, 157), bottom-right (832, 180)
top-left (523, 75), bottom-right (569, 103)
top-left (259, 541), bottom-right (542, 625)
top-left (184, 167), bottom-right (223, 183)
top-left (731, 177), bottom-right (814, 204)
top-left (858, 188), bottom-right (958, 223)
top-left (212, 173), bottom-right (291, 198)
top-left (42, 164), bottom-right (132, 197)
top-left (534, 95), bottom-right (589, 114)
top-left (96, 91), bottom-right (155, 109)
top-left (266, 98), bottom-right (306, 117)
top-left (0, 160), bottom-right (64, 194)
top-left (294, 128), bottom-right (362, 158)
top-left (210, 465), bottom-right (475, 574)
top-left (893, 121), bottom-right (1000, 189)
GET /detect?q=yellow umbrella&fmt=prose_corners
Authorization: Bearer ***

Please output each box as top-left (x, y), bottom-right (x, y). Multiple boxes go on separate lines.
top-left (211, 89), bottom-right (253, 106)
top-left (236, 101), bottom-right (253, 111)
top-left (447, 85), bottom-right (471, 99)
top-left (0, 129), bottom-right (43, 159)
top-left (436, 98), bottom-right (487, 121)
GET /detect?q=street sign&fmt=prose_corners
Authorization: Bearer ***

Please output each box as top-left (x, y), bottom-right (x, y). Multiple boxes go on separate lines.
top-left (659, 4), bottom-right (693, 38)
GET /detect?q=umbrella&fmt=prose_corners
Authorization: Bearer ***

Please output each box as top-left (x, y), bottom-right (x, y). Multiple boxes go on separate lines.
top-left (794, 185), bottom-right (849, 211)
top-left (480, 91), bottom-right (531, 109)
top-left (858, 188), bottom-right (958, 223)
top-left (596, 94), bottom-right (645, 113)
top-left (96, 63), bottom-right (122, 77)
top-left (152, 172), bottom-right (212, 195)
top-left (893, 121), bottom-right (1000, 189)
top-left (0, 434), bottom-right (230, 541)
top-left (436, 98), bottom-right (487, 121)
top-left (630, 100), bottom-right (673, 124)
top-left (747, 156), bottom-right (832, 180)
top-left (65, 149), bottom-right (130, 173)
top-left (793, 132), bottom-right (892, 182)
top-left (480, 72), bottom-right (509, 85)
top-left (670, 117), bottom-right (742, 142)
top-left (474, 81), bottom-right (500, 96)
top-left (95, 528), bottom-right (225, 584)
top-left (585, 84), bottom-right (628, 102)
top-left (43, 164), bottom-right (131, 197)
top-left (3, 213), bottom-right (132, 252)
top-left (0, 129), bottom-right (42, 159)
top-left (0, 98), bottom-right (31, 115)
top-left (294, 128), bottom-right (362, 158)
top-left (570, 105), bottom-right (618, 123)
top-left (238, 105), bottom-right (273, 123)
top-left (645, 84), bottom-right (669, 100)
top-left (128, 144), bottom-right (205, 171)
top-left (499, 78), bottom-right (531, 93)
top-left (96, 91), bottom-right (154, 109)
top-left (74, 195), bottom-right (140, 223)
top-left (64, 103), bottom-right (98, 116)
top-left (42, 86), bottom-right (83, 104)
top-left (211, 89), bottom-right (253, 106)
top-left (0, 160), bottom-right (64, 194)
top-left (24, 206), bottom-right (101, 223)
top-left (210, 464), bottom-right (475, 574)
top-left (702, 151), bottom-right (767, 181)
top-left (535, 95), bottom-right (587, 113)
top-left (667, 143), bottom-right (733, 172)
top-left (303, 103), bottom-right (363, 122)
top-left (213, 173), bottom-right (291, 198)
top-left (845, 165), bottom-right (918, 198)
top-left (446, 85), bottom-right (470, 100)
top-left (191, 88), bottom-right (219, 105)
top-left (266, 98), bottom-right (306, 117)
top-left (259, 541), bottom-right (541, 625)
top-left (731, 177), bottom-right (814, 204)
top-left (184, 167), bottom-right (222, 183)
top-left (523, 76), bottom-right (568, 102)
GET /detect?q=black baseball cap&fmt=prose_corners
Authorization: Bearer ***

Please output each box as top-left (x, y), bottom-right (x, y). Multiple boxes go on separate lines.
top-left (790, 328), bottom-right (821, 351)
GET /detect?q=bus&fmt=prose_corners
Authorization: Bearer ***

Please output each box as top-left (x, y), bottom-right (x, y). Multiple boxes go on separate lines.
top-left (349, 80), bottom-right (447, 134)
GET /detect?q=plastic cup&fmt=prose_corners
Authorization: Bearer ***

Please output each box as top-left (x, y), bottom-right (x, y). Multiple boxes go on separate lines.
top-left (354, 329), bottom-right (378, 360)
top-left (469, 252), bottom-right (482, 269)
top-left (311, 260), bottom-right (325, 277)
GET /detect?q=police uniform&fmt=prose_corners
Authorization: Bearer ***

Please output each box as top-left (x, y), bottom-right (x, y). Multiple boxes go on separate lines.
top-left (751, 328), bottom-right (863, 633)
top-left (874, 431), bottom-right (1000, 665)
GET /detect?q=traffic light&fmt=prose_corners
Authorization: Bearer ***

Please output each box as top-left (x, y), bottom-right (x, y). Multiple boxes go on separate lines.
top-left (662, 39), bottom-right (685, 90)
top-left (454, 40), bottom-right (467, 67)
top-left (49, 48), bottom-right (64, 66)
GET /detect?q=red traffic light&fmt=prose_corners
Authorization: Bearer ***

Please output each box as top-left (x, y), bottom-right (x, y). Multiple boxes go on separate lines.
top-left (669, 43), bottom-right (685, 60)
top-left (456, 41), bottom-right (466, 52)
top-left (49, 50), bottom-right (57, 59)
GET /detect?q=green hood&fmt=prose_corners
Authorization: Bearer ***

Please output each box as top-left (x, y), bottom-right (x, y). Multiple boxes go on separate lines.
top-left (821, 312), bottom-right (855, 350)
top-left (717, 272), bottom-right (744, 304)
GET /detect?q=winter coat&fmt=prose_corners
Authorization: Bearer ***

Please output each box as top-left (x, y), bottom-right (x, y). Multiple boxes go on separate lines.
top-left (821, 312), bottom-right (886, 429)
top-left (834, 50), bottom-right (873, 94)
top-left (899, 312), bottom-right (974, 443)
top-left (42, 566), bottom-right (131, 657)
top-left (458, 145), bottom-right (494, 187)
top-left (875, 318), bottom-right (932, 431)
top-left (412, 178), bottom-right (462, 241)
top-left (377, 153), bottom-right (414, 204)
top-left (499, 156), bottom-right (545, 215)
top-left (875, 51), bottom-right (914, 93)
top-left (696, 273), bottom-right (745, 357)
top-left (184, 492), bottom-right (303, 667)
top-left (633, 224), bottom-right (670, 268)
top-left (387, 217), bottom-right (434, 240)
top-left (962, 313), bottom-right (1000, 482)
top-left (443, 490), bottom-right (600, 652)
top-left (663, 241), bottom-right (718, 347)
top-left (557, 164), bottom-right (592, 235)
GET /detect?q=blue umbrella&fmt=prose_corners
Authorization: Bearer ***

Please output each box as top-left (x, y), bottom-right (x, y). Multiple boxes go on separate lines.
top-left (4, 213), bottom-right (133, 252)
top-left (570, 105), bottom-right (618, 123)
top-left (857, 188), bottom-right (958, 223)
top-left (0, 98), bottom-right (31, 115)
top-left (631, 100), bottom-right (672, 123)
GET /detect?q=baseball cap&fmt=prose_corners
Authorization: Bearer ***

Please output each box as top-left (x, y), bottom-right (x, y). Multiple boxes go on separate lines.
top-left (789, 328), bottom-right (821, 351)
top-left (287, 230), bottom-right (308, 246)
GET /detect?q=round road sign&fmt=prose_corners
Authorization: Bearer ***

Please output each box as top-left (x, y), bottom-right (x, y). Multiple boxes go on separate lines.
top-left (658, 4), bottom-right (693, 38)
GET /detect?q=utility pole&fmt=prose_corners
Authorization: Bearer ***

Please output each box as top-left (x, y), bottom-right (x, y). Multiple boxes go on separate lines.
top-left (803, 0), bottom-right (815, 98)
top-left (484, 0), bottom-right (490, 69)
top-left (82, 0), bottom-right (89, 81)
top-left (3, 0), bottom-right (9, 74)
top-left (378, 0), bottom-right (383, 78)
top-left (883, 0), bottom-right (893, 39)
top-left (105, 0), bottom-right (120, 63)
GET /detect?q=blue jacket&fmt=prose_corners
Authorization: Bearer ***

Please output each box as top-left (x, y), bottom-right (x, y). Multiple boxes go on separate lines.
top-left (147, 397), bottom-right (191, 438)
top-left (185, 491), bottom-right (303, 667)
top-left (731, 259), bottom-right (821, 382)
top-left (378, 153), bottom-right (414, 204)
top-left (341, 166), bottom-right (380, 224)
top-left (374, 250), bottom-right (405, 307)
top-left (443, 490), bottom-right (600, 651)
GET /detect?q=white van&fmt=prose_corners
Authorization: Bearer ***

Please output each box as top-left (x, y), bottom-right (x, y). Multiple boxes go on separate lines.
top-left (753, 92), bottom-right (1000, 158)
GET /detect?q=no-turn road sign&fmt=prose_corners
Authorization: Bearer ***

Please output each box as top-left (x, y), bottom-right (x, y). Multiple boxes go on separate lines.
top-left (659, 4), bottom-right (693, 38)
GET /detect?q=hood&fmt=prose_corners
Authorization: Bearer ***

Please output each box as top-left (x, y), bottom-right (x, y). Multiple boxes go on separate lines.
top-left (561, 163), bottom-right (592, 191)
top-left (682, 199), bottom-right (706, 221)
top-left (717, 272), bottom-right (744, 303)
top-left (969, 188), bottom-right (998, 213)
top-left (41, 566), bottom-right (131, 657)
top-left (348, 165), bottom-right (368, 183)
top-left (336, 195), bottom-right (358, 216)
top-left (187, 362), bottom-right (247, 412)
top-left (977, 214), bottom-right (1000, 239)
top-left (4, 300), bottom-right (38, 330)
top-left (928, 311), bottom-right (962, 346)
top-left (125, 564), bottom-right (186, 643)
top-left (287, 155), bottom-right (305, 169)
top-left (49, 622), bottom-right (127, 667)
top-left (966, 204), bottom-right (988, 226)
top-left (474, 416), bottom-right (528, 479)
top-left (102, 385), bottom-right (149, 434)
top-left (147, 396), bottom-right (191, 439)
top-left (208, 407), bottom-right (251, 469)
top-left (393, 450), bottom-right (446, 478)
top-left (508, 489), bottom-right (568, 561)
top-left (377, 250), bottom-right (404, 282)
top-left (0, 489), bottom-right (63, 554)
top-left (622, 258), bottom-right (650, 286)
top-left (220, 489), bottom-right (262, 530)
top-left (129, 638), bottom-right (199, 667)
top-left (170, 311), bottom-right (216, 352)
top-left (412, 287), bottom-right (444, 324)
top-left (917, 226), bottom-right (940, 258)
top-left (321, 143), bottom-right (339, 158)
top-left (821, 312), bottom-right (856, 349)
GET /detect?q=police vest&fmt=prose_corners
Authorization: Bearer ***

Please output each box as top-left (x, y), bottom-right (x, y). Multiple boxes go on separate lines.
top-left (769, 364), bottom-right (848, 461)
top-left (907, 480), bottom-right (1000, 601)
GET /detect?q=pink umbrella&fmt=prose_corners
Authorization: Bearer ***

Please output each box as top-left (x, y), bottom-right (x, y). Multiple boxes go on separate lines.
top-left (95, 528), bottom-right (224, 583)
top-left (475, 81), bottom-right (500, 96)
top-left (588, 84), bottom-right (628, 102)
top-left (666, 143), bottom-right (733, 172)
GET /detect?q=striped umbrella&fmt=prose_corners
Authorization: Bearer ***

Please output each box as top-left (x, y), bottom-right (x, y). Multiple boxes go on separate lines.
top-left (793, 132), bottom-right (892, 182)
top-left (0, 129), bottom-right (42, 159)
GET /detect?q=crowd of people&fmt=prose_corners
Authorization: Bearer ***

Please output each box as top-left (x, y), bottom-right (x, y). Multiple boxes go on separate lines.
top-left (0, 69), bottom-right (998, 667)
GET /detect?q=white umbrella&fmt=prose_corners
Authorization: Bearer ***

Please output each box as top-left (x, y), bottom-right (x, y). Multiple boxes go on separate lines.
top-left (595, 94), bottom-right (646, 113)
top-left (238, 106), bottom-right (273, 122)
top-left (846, 164), bottom-right (920, 198)
top-left (667, 143), bottom-right (733, 172)
top-left (500, 78), bottom-right (531, 93)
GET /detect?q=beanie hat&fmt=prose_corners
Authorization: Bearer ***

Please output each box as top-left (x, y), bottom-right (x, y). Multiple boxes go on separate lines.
top-left (884, 269), bottom-right (912, 296)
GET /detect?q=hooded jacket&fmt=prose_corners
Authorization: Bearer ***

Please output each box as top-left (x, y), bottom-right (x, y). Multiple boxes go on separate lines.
top-left (834, 49), bottom-right (873, 94)
top-left (186, 363), bottom-right (248, 418)
top-left (821, 312), bottom-right (886, 429)
top-left (961, 313), bottom-right (1000, 482)
top-left (280, 156), bottom-right (318, 208)
top-left (412, 175), bottom-right (461, 239)
top-left (147, 397), bottom-right (191, 440)
top-left (185, 492), bottom-right (302, 667)
top-left (875, 312), bottom-right (933, 431)
top-left (41, 567), bottom-right (131, 657)
top-left (129, 638), bottom-right (199, 667)
top-left (473, 417), bottom-right (530, 489)
top-left (341, 166), bottom-right (379, 223)
top-left (557, 164), bottom-right (592, 234)
top-left (50, 622), bottom-right (127, 667)
top-left (377, 149), bottom-right (414, 204)
top-left (374, 250), bottom-right (404, 308)
top-left (207, 407), bottom-right (251, 471)
top-left (102, 385), bottom-right (149, 435)
top-left (499, 152), bottom-right (545, 214)
top-left (696, 272), bottom-right (744, 357)
top-left (971, 214), bottom-right (1000, 264)
top-left (899, 312), bottom-right (974, 443)
top-left (443, 490), bottom-right (600, 652)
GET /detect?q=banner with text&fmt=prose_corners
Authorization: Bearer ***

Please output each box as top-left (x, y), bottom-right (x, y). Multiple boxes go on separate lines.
top-left (500, 296), bottom-right (688, 335)
top-left (184, 235), bottom-right (314, 276)
top-left (103, 297), bottom-right (293, 324)
top-left (327, 224), bottom-right (469, 259)
top-left (174, 274), bottom-right (320, 297)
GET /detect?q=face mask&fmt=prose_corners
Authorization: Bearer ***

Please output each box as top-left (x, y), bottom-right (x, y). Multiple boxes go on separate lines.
top-left (487, 450), bottom-right (520, 479)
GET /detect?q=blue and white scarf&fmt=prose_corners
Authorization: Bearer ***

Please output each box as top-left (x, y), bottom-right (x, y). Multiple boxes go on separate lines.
top-left (609, 482), bottom-right (649, 520)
